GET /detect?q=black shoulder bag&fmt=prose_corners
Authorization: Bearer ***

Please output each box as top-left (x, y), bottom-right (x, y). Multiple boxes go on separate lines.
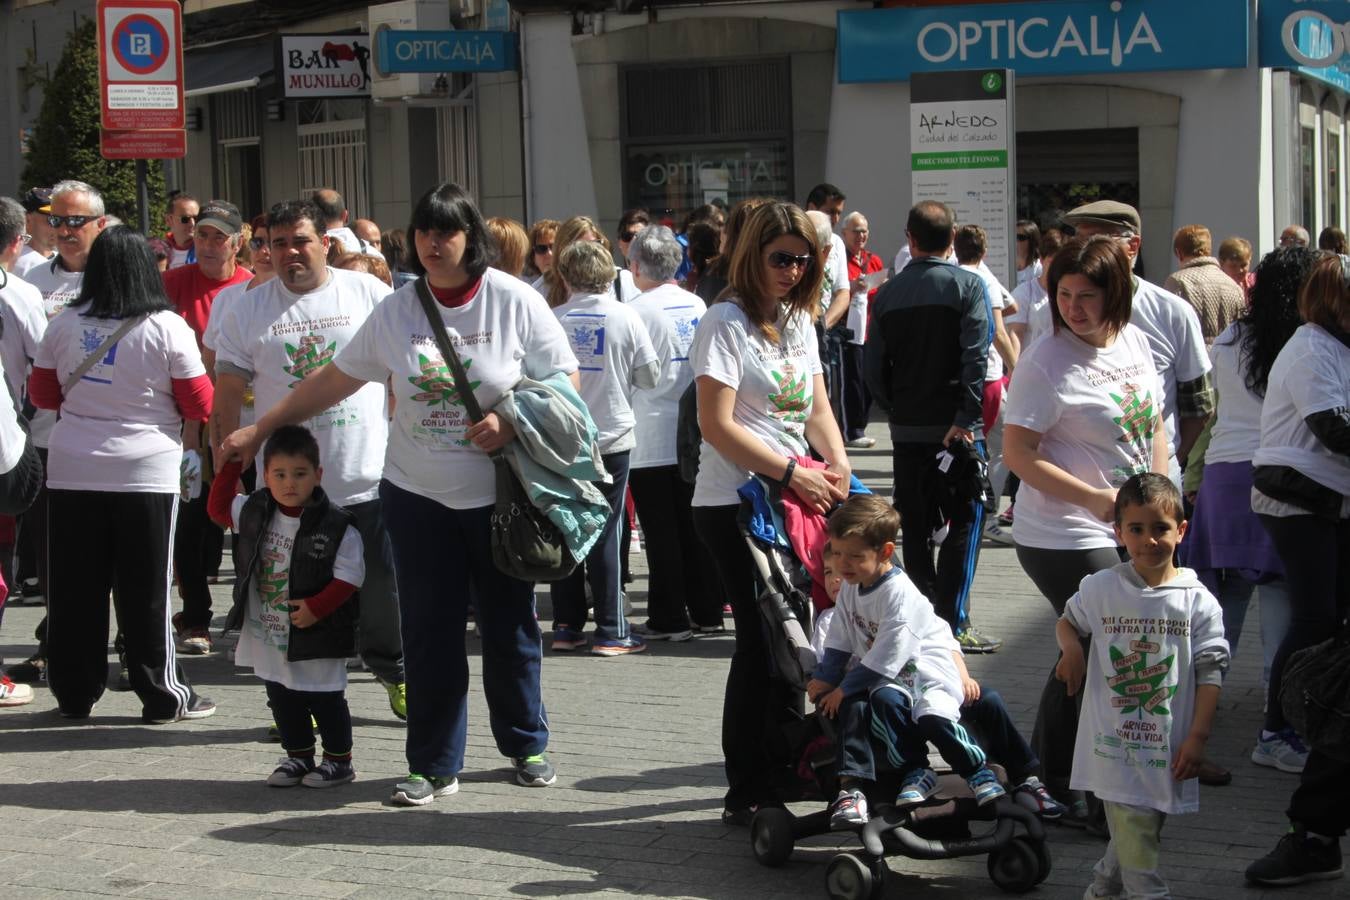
top-left (413, 278), bottom-right (575, 582)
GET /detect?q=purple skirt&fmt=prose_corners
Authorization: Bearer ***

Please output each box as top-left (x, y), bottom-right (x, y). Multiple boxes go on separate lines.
top-left (1179, 460), bottom-right (1284, 581)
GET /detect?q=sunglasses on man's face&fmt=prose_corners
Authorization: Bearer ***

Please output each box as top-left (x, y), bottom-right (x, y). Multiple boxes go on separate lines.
top-left (48, 215), bottom-right (94, 229)
top-left (534, 243), bottom-right (553, 255)
top-left (767, 250), bottom-right (814, 270)
top-left (619, 231), bottom-right (639, 243)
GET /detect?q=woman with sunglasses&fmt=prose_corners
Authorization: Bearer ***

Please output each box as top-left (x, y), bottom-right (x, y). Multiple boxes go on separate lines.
top-left (615, 208), bottom-right (649, 269)
top-left (525, 219), bottom-right (559, 286)
top-left (1015, 220), bottom-right (1042, 288)
top-left (543, 216), bottom-right (639, 307)
top-left (1249, 252), bottom-right (1350, 775)
top-left (28, 225), bottom-right (217, 723)
top-left (689, 201), bottom-right (850, 825)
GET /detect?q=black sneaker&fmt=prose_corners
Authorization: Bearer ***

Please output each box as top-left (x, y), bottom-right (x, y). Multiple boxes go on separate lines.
top-left (7, 654), bottom-right (45, 684)
top-left (302, 758), bottom-right (356, 788)
top-left (1246, 830), bottom-right (1343, 886)
top-left (390, 773), bottom-right (459, 806)
top-left (514, 752), bottom-right (557, 787)
top-left (144, 695), bottom-right (217, 724)
top-left (267, 756), bottom-right (315, 787)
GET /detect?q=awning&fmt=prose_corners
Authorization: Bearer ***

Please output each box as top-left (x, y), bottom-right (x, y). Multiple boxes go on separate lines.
top-left (185, 39), bottom-right (275, 98)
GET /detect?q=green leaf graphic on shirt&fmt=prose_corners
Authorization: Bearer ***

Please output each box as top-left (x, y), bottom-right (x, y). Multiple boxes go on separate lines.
top-left (1109, 382), bottom-right (1155, 445)
top-left (408, 353), bottom-right (479, 409)
top-left (258, 558), bottom-right (290, 612)
top-left (283, 333), bottom-right (337, 386)
top-left (1107, 635), bottom-right (1177, 716)
top-left (768, 366), bottom-right (809, 424)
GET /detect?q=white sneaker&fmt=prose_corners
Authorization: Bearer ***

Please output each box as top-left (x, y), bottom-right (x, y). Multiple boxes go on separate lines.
top-left (1252, 729), bottom-right (1309, 773)
top-left (0, 676), bottom-right (33, 707)
top-left (984, 521), bottom-right (1015, 546)
top-left (845, 436), bottom-right (876, 449)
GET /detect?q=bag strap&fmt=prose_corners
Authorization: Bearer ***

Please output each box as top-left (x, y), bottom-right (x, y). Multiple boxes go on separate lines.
top-left (62, 314), bottom-right (147, 395)
top-left (413, 277), bottom-right (502, 459)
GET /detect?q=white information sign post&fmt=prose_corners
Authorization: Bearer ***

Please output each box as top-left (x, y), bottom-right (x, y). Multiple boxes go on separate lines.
top-left (910, 69), bottom-right (1016, 287)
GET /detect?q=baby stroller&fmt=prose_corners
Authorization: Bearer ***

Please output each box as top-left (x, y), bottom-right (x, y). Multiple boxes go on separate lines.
top-left (736, 478), bottom-right (1052, 900)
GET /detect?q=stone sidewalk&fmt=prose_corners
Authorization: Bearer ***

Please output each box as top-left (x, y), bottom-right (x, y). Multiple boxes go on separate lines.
top-left (0, 427), bottom-right (1344, 899)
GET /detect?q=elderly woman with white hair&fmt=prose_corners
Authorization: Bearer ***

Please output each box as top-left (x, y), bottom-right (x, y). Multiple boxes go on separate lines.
top-left (549, 240), bottom-right (660, 656)
top-left (622, 225), bottom-right (724, 641)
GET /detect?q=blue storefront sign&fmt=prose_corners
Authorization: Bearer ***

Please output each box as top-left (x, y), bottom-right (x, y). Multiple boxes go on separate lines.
top-left (1258, 0), bottom-right (1350, 93)
top-left (375, 30), bottom-right (518, 74)
top-left (838, 0), bottom-right (1249, 84)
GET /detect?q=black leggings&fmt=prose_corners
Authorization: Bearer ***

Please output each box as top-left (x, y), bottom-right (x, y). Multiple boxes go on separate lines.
top-left (1017, 543), bottom-right (1125, 792)
top-left (1258, 514), bottom-right (1350, 733)
top-left (693, 504), bottom-right (800, 813)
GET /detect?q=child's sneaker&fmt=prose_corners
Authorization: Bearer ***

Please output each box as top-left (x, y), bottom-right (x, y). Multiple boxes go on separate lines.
top-left (302, 758), bottom-right (356, 788)
top-left (390, 773), bottom-right (459, 806)
top-left (551, 626), bottom-right (587, 652)
top-left (0, 676), bottom-right (33, 707)
top-left (266, 756), bottom-right (315, 787)
top-left (896, 768), bottom-right (939, 807)
top-left (1012, 776), bottom-right (1067, 819)
top-left (514, 752), bottom-right (557, 787)
top-left (829, 788), bottom-right (869, 830)
top-left (1252, 728), bottom-right (1310, 773)
top-left (966, 766), bottom-right (1006, 806)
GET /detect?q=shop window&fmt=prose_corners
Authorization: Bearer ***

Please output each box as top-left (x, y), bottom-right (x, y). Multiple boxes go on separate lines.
top-left (621, 58), bottom-right (792, 224)
top-left (1015, 128), bottom-right (1139, 233)
top-left (297, 99), bottom-right (369, 219)
top-left (1299, 85), bottom-right (1318, 230)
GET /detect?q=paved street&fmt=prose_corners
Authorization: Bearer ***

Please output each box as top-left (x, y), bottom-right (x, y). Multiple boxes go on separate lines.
top-left (0, 422), bottom-right (1344, 900)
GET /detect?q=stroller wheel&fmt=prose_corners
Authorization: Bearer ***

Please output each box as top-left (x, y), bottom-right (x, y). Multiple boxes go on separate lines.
top-left (750, 807), bottom-right (794, 867)
top-left (1013, 835), bottom-right (1052, 885)
top-left (824, 852), bottom-right (886, 900)
top-left (987, 837), bottom-right (1040, 894)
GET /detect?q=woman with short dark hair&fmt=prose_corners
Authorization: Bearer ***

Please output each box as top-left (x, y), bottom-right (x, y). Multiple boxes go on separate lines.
top-left (29, 225), bottom-right (216, 723)
top-left (222, 183), bottom-right (579, 805)
top-left (1003, 234), bottom-right (1170, 816)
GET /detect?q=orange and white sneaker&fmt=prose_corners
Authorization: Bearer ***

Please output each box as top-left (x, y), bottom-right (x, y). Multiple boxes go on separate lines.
top-left (0, 675), bottom-right (34, 707)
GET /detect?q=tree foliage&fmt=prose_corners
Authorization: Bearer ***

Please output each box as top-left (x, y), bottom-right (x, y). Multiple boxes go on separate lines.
top-left (20, 18), bottom-right (167, 229)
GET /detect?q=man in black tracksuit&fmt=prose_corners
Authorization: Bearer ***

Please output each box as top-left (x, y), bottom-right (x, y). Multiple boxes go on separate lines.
top-left (864, 200), bottom-right (1001, 653)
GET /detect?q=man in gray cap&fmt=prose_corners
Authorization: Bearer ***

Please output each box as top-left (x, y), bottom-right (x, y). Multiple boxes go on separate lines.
top-left (1059, 201), bottom-right (1213, 471)
top-left (13, 188), bottom-right (55, 278)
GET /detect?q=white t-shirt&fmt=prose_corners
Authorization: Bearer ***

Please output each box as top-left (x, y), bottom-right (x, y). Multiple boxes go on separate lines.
top-left (326, 226), bottom-right (384, 260)
top-left (228, 494), bottom-right (364, 693)
top-left (335, 269), bottom-right (578, 510)
top-left (628, 283), bottom-right (706, 469)
top-left (0, 368), bottom-right (25, 473)
top-left (1016, 259), bottom-right (1043, 287)
top-left (1253, 323), bottom-right (1350, 499)
top-left (0, 272), bottom-right (47, 412)
top-left (36, 309), bottom-right (204, 493)
top-left (201, 279), bottom-right (252, 353)
top-left (214, 268), bottom-right (391, 507)
top-left (1005, 324), bottom-right (1164, 550)
top-left (1063, 563), bottom-right (1228, 815)
top-left (13, 247), bottom-right (53, 278)
top-left (690, 300), bottom-right (823, 507)
top-left (552, 291), bottom-right (658, 453)
top-left (22, 259), bottom-right (85, 448)
top-left (963, 262), bottom-right (1006, 382)
top-left (1205, 322), bottom-right (1265, 464)
top-left (167, 243), bottom-right (194, 270)
top-left (820, 233), bottom-right (848, 319)
top-left (1006, 277), bottom-right (1051, 349)
top-left (824, 567), bottom-right (964, 722)
top-left (1129, 278), bottom-right (1212, 454)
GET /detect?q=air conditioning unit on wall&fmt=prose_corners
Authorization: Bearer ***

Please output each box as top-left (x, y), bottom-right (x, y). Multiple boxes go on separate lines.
top-left (368, 0), bottom-right (452, 99)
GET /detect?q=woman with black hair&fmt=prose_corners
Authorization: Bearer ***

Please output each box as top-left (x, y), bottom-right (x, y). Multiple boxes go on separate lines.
top-left (222, 183), bottom-right (578, 806)
top-left (28, 225), bottom-right (216, 723)
top-left (1015, 219), bottom-right (1042, 287)
top-left (1181, 248), bottom-right (1315, 734)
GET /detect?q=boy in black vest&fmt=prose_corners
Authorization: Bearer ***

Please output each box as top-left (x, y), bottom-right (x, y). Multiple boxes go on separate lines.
top-left (209, 425), bottom-right (365, 787)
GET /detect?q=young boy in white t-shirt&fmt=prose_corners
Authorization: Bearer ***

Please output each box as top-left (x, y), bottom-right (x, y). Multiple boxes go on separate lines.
top-left (807, 495), bottom-right (1006, 831)
top-left (1056, 472), bottom-right (1229, 898)
top-left (209, 425), bottom-right (365, 789)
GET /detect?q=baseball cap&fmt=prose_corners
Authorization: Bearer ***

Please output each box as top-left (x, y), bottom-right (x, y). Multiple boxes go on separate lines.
top-left (197, 199), bottom-right (242, 235)
top-left (21, 187), bottom-right (51, 214)
top-left (1061, 200), bottom-right (1141, 234)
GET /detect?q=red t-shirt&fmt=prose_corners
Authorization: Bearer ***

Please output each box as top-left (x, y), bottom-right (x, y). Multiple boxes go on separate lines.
top-left (162, 263), bottom-right (253, 345)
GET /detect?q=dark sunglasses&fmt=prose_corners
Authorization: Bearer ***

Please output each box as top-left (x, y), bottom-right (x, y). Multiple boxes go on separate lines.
top-left (48, 214), bottom-right (93, 229)
top-left (178, 215), bottom-right (197, 224)
top-left (1016, 234), bottom-right (1031, 242)
top-left (533, 243), bottom-right (553, 255)
top-left (767, 250), bottom-right (814, 270)
top-left (619, 230), bottom-right (639, 242)
top-left (249, 237), bottom-right (269, 250)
